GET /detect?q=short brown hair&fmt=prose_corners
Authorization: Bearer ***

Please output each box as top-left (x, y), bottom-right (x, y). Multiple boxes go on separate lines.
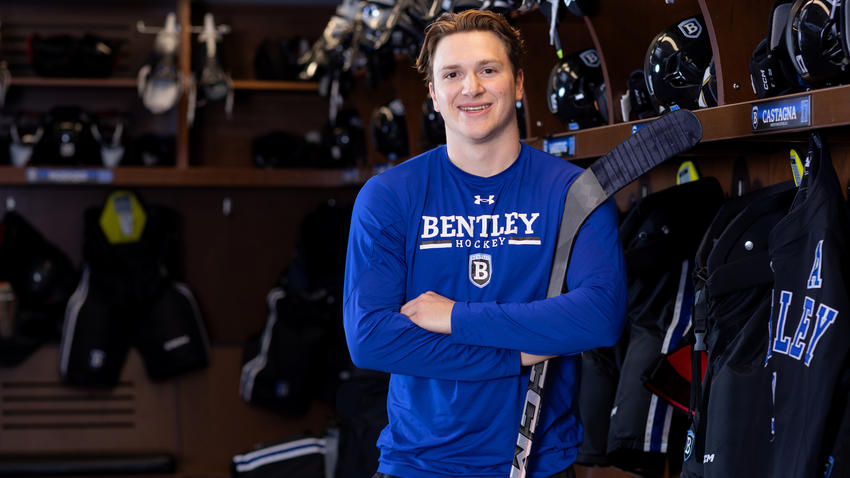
top-left (415, 9), bottom-right (525, 84)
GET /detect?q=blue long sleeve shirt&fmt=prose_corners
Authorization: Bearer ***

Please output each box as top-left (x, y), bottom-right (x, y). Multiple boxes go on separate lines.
top-left (343, 143), bottom-right (627, 478)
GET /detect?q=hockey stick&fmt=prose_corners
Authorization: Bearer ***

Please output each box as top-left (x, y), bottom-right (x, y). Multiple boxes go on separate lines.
top-left (510, 108), bottom-right (703, 478)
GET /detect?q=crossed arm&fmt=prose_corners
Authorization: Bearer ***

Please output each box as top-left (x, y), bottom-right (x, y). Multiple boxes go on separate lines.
top-left (400, 291), bottom-right (553, 366)
top-left (343, 178), bottom-right (626, 380)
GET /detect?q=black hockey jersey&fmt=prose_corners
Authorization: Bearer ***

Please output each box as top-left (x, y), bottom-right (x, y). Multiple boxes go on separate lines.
top-left (766, 132), bottom-right (850, 477)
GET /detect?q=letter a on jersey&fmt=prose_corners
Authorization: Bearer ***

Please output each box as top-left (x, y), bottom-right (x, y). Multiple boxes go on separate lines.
top-left (807, 240), bottom-right (823, 289)
top-left (469, 253), bottom-right (492, 288)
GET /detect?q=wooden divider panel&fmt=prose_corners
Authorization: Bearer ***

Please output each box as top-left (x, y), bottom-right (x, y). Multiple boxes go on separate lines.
top-left (700, 0), bottom-right (775, 105)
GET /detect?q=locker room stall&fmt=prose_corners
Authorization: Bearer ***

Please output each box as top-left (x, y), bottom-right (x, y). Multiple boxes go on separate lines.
top-left (0, 0), bottom-right (847, 476)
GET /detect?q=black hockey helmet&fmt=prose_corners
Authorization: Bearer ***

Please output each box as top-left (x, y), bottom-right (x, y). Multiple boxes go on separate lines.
top-left (321, 108), bottom-right (368, 168)
top-left (34, 106), bottom-right (100, 166)
top-left (370, 98), bottom-right (409, 161)
top-left (644, 15), bottom-right (713, 111)
top-left (546, 48), bottom-right (606, 128)
top-left (785, 0), bottom-right (850, 87)
top-left (421, 96), bottom-right (446, 149)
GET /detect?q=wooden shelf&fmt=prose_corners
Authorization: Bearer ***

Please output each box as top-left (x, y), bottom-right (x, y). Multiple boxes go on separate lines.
top-left (6, 84), bottom-right (845, 187)
top-left (113, 166), bottom-right (365, 187)
top-left (531, 84), bottom-right (850, 160)
top-left (10, 77), bottom-right (319, 93)
top-left (231, 80), bottom-right (319, 92)
top-left (0, 166), bottom-right (368, 187)
top-left (10, 77), bottom-right (138, 88)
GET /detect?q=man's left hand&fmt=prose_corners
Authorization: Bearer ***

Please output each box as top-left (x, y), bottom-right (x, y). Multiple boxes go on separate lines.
top-left (401, 291), bottom-right (455, 334)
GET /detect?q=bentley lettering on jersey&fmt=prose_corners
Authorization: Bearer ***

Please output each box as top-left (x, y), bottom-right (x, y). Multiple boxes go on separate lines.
top-left (418, 212), bottom-right (542, 250)
top-left (769, 291), bottom-right (837, 366)
top-left (768, 240), bottom-right (838, 366)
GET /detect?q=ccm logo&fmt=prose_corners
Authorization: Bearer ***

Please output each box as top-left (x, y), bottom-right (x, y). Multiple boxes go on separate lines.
top-left (704, 454), bottom-right (715, 463)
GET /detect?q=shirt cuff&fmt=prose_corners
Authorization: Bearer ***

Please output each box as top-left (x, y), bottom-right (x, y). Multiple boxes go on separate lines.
top-left (451, 301), bottom-right (522, 372)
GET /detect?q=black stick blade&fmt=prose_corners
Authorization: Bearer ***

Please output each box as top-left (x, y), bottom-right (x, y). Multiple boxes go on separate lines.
top-left (590, 109), bottom-right (703, 196)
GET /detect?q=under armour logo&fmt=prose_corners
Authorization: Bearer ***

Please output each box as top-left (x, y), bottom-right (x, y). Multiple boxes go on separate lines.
top-left (474, 195), bottom-right (495, 205)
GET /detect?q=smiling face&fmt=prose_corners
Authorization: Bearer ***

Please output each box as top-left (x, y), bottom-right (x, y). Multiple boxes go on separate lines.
top-left (428, 30), bottom-right (524, 147)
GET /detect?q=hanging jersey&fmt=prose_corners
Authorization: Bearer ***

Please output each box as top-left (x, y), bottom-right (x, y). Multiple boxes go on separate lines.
top-left (699, 182), bottom-right (795, 478)
top-left (680, 180), bottom-right (795, 478)
top-left (767, 133), bottom-right (850, 477)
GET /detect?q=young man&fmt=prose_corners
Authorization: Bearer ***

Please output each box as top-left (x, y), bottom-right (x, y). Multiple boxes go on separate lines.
top-left (343, 9), bottom-right (627, 478)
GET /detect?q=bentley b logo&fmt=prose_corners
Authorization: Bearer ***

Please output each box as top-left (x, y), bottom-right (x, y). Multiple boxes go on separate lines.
top-left (678, 18), bottom-right (702, 39)
top-left (469, 253), bottom-right (492, 288)
top-left (579, 49), bottom-right (600, 68)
